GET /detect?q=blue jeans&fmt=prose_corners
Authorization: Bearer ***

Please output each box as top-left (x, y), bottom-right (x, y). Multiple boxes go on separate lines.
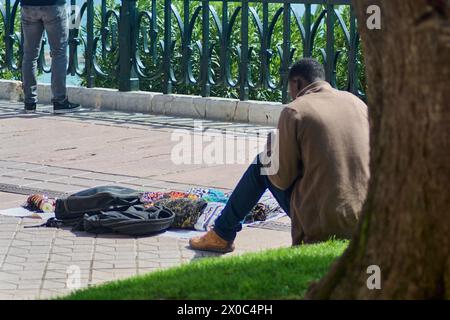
top-left (21, 5), bottom-right (68, 104)
top-left (214, 155), bottom-right (294, 242)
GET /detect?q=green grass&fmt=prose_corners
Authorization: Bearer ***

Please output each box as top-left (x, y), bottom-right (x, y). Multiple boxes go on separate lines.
top-left (61, 240), bottom-right (348, 300)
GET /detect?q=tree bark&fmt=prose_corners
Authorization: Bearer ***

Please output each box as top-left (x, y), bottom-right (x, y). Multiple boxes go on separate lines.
top-left (305, 0), bottom-right (450, 299)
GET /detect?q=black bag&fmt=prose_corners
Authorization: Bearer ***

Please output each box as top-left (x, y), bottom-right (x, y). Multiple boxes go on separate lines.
top-left (82, 204), bottom-right (174, 236)
top-left (29, 186), bottom-right (175, 236)
top-left (54, 185), bottom-right (142, 225)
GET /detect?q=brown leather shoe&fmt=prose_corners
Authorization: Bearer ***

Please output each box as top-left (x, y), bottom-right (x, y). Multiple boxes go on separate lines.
top-left (189, 230), bottom-right (235, 253)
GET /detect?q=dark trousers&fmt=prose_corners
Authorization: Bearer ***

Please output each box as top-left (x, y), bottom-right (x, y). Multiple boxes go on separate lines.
top-left (21, 5), bottom-right (68, 104)
top-left (214, 156), bottom-right (293, 242)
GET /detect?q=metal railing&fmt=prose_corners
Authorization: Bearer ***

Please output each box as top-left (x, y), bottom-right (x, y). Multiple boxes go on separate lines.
top-left (0, 0), bottom-right (364, 104)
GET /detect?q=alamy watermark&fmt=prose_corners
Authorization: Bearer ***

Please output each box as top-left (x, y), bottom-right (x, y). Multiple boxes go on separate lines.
top-left (66, 265), bottom-right (81, 290)
top-left (366, 265), bottom-right (381, 290)
top-left (366, 5), bottom-right (382, 30)
top-left (170, 121), bottom-right (280, 175)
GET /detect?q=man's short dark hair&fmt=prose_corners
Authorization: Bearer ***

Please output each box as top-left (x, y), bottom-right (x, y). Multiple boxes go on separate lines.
top-left (288, 58), bottom-right (325, 84)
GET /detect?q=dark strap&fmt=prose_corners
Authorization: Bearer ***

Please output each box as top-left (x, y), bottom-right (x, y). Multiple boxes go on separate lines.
top-left (24, 217), bottom-right (64, 229)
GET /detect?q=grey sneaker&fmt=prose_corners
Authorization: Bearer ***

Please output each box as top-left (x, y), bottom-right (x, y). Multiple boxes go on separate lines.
top-left (53, 99), bottom-right (81, 114)
top-left (24, 102), bottom-right (36, 114)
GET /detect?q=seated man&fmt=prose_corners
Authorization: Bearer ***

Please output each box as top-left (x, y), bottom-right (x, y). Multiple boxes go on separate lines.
top-left (189, 58), bottom-right (370, 253)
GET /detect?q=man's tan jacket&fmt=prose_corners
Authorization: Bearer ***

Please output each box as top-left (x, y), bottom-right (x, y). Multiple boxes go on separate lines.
top-left (267, 81), bottom-right (370, 245)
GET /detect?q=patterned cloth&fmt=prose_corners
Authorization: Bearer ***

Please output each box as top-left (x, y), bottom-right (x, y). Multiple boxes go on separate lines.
top-left (23, 194), bottom-right (56, 213)
top-left (166, 191), bottom-right (199, 200)
top-left (154, 198), bottom-right (207, 229)
top-left (140, 191), bottom-right (198, 207)
top-left (140, 189), bottom-right (286, 230)
top-left (244, 203), bottom-right (269, 223)
top-left (258, 191), bottom-right (286, 219)
top-left (194, 202), bottom-right (226, 231)
top-left (194, 193), bottom-right (286, 231)
top-left (187, 187), bottom-right (229, 203)
top-left (140, 191), bottom-right (166, 204)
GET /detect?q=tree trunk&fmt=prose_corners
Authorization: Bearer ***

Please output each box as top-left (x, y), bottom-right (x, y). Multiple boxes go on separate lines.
top-left (305, 0), bottom-right (450, 299)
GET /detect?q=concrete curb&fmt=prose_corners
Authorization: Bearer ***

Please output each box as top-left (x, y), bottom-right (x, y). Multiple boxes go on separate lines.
top-left (0, 80), bottom-right (282, 126)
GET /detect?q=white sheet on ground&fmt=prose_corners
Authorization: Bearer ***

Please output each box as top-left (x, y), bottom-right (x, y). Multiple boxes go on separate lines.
top-left (162, 211), bottom-right (287, 239)
top-left (0, 207), bottom-right (55, 220)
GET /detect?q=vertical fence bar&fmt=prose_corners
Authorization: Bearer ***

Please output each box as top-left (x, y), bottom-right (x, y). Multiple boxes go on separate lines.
top-left (5, 0), bottom-right (12, 70)
top-left (281, 1), bottom-right (291, 104)
top-left (201, 0), bottom-right (210, 97)
top-left (129, 0), bottom-right (139, 90)
top-left (182, 0), bottom-right (189, 85)
top-left (304, 3), bottom-right (312, 57)
top-left (119, 0), bottom-right (139, 91)
top-left (150, 0), bottom-right (157, 60)
top-left (68, 0), bottom-right (77, 76)
top-left (220, 0), bottom-right (228, 86)
top-left (325, 0), bottom-right (335, 86)
top-left (261, 1), bottom-right (268, 89)
top-left (239, 0), bottom-right (249, 101)
top-left (85, 0), bottom-right (95, 88)
top-left (348, 6), bottom-right (357, 94)
top-left (163, 0), bottom-right (172, 94)
top-left (101, 0), bottom-right (107, 60)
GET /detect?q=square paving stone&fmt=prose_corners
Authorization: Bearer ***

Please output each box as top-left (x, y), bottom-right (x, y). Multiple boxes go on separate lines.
top-left (42, 280), bottom-right (69, 290)
top-left (19, 271), bottom-right (46, 280)
top-left (49, 254), bottom-right (73, 262)
top-left (25, 254), bottom-right (50, 262)
top-left (138, 252), bottom-right (159, 259)
top-left (39, 289), bottom-right (69, 299)
top-left (0, 292), bottom-right (14, 299)
top-left (70, 254), bottom-right (94, 261)
top-left (42, 168), bottom-right (91, 177)
top-left (27, 246), bottom-right (51, 254)
top-left (4, 255), bottom-right (28, 263)
top-left (137, 261), bottom-right (160, 268)
top-left (0, 281), bottom-right (18, 290)
top-left (51, 246), bottom-right (74, 254)
top-left (49, 177), bottom-right (107, 188)
top-left (23, 182), bottom-right (81, 194)
top-left (13, 292), bottom-right (40, 300)
top-left (18, 280), bottom-right (42, 289)
top-left (76, 172), bottom-right (134, 183)
top-left (1, 263), bottom-right (25, 271)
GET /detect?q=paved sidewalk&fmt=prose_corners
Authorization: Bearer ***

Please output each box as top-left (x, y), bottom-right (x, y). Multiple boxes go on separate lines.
top-left (0, 101), bottom-right (291, 300)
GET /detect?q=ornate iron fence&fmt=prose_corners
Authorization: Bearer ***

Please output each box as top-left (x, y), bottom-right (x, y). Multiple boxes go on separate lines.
top-left (0, 0), bottom-right (364, 103)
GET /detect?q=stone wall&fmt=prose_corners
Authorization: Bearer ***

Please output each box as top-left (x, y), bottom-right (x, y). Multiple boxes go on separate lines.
top-left (0, 80), bottom-right (282, 126)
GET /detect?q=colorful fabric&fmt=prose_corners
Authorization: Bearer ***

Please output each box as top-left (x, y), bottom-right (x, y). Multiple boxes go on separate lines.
top-left (141, 189), bottom-right (286, 229)
top-left (194, 202), bottom-right (226, 231)
top-left (259, 191), bottom-right (286, 218)
top-left (244, 203), bottom-right (269, 224)
top-left (166, 191), bottom-right (198, 200)
top-left (23, 194), bottom-right (56, 213)
top-left (140, 191), bottom-right (198, 207)
top-left (187, 187), bottom-right (229, 203)
top-left (140, 192), bottom-right (166, 204)
top-left (155, 198), bottom-right (207, 229)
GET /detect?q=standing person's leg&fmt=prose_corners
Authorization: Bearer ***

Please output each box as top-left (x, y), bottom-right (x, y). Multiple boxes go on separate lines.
top-left (41, 5), bottom-right (68, 105)
top-left (21, 7), bottom-right (45, 111)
